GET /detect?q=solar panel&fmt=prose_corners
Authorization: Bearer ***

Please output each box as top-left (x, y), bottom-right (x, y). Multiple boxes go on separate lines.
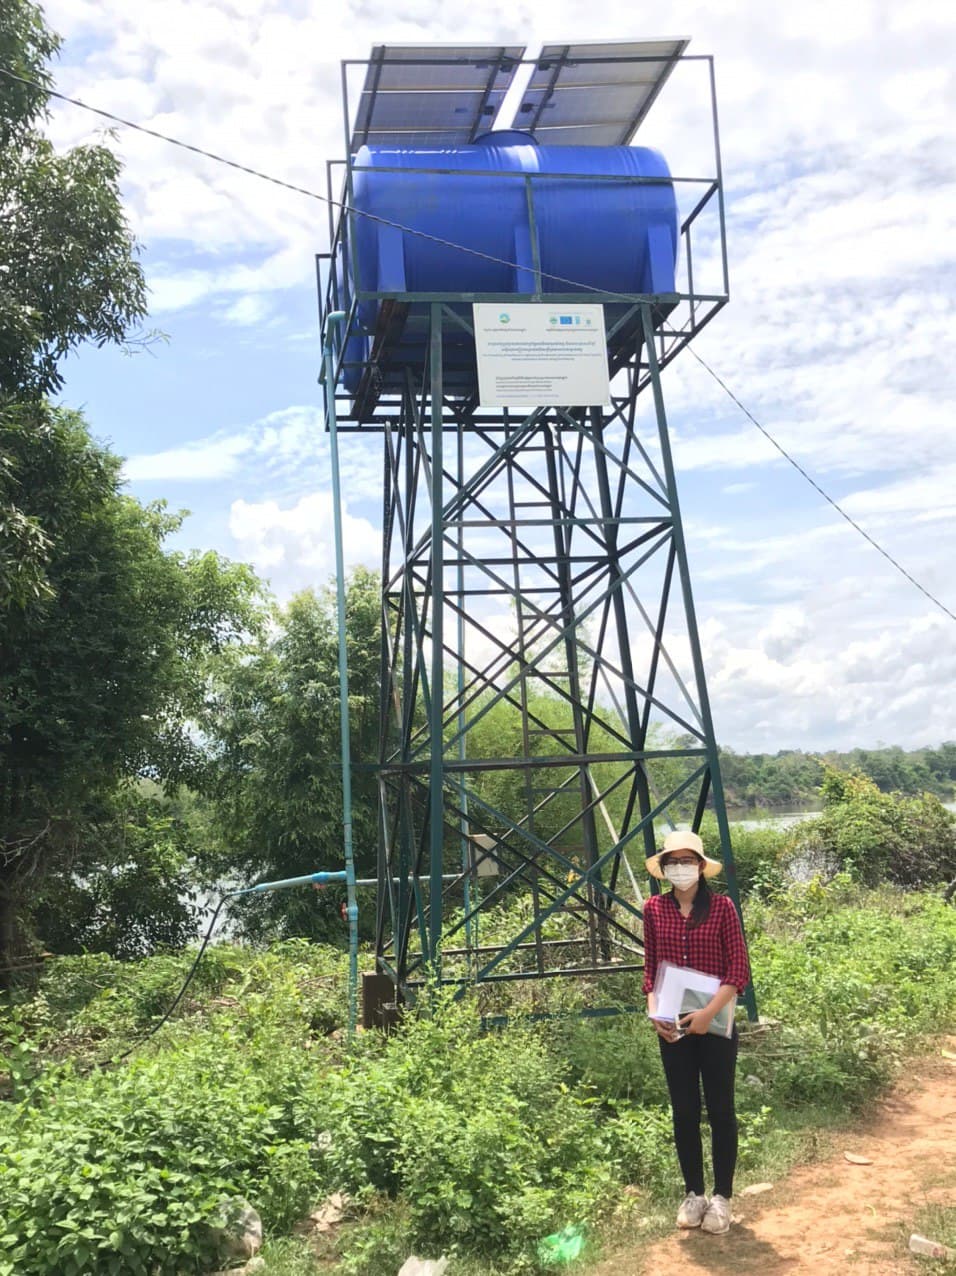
top-left (514, 39), bottom-right (689, 147)
top-left (350, 44), bottom-right (526, 153)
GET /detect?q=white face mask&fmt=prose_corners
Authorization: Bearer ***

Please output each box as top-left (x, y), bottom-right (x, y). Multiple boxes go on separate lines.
top-left (663, 863), bottom-right (701, 890)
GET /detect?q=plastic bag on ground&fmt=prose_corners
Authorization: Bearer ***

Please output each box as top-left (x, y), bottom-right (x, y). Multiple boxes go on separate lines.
top-left (537, 1224), bottom-right (586, 1265)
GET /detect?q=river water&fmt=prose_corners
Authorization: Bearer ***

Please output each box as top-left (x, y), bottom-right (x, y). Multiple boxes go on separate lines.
top-left (728, 800), bottom-right (956, 830)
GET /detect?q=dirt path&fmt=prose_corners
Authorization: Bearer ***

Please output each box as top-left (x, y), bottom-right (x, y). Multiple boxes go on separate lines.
top-left (596, 1041), bottom-right (956, 1275)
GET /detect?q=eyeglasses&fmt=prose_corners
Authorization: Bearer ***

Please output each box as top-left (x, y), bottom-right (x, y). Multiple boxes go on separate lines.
top-left (663, 856), bottom-right (700, 867)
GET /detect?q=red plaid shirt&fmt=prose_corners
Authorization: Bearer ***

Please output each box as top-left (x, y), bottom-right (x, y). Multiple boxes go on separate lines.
top-left (641, 890), bottom-right (750, 995)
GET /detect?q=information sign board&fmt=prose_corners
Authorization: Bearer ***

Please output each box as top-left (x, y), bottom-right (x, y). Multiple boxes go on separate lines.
top-left (473, 304), bottom-right (610, 407)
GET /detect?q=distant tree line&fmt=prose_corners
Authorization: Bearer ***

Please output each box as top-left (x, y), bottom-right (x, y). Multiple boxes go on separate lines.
top-left (714, 743), bottom-right (956, 810)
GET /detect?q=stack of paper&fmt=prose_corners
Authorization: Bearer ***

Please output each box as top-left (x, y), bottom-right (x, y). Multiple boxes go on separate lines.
top-left (648, 960), bottom-right (735, 1038)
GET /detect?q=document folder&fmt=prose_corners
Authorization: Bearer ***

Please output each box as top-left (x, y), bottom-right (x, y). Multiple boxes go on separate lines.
top-left (648, 959), bottom-right (735, 1038)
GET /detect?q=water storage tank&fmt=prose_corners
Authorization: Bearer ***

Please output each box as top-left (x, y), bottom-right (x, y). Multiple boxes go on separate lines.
top-left (342, 130), bottom-right (679, 393)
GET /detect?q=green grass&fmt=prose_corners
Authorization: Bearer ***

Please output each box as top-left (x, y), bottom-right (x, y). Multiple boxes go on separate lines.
top-left (257, 1236), bottom-right (326, 1275)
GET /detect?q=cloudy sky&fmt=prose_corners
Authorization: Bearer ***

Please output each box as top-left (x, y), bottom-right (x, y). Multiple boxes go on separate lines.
top-left (40, 0), bottom-right (955, 753)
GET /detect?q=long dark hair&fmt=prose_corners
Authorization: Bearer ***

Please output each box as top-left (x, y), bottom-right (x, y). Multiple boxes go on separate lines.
top-left (661, 854), bottom-right (712, 929)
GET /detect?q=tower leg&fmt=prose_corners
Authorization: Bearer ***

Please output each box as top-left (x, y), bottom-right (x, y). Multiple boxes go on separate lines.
top-left (641, 305), bottom-right (757, 1020)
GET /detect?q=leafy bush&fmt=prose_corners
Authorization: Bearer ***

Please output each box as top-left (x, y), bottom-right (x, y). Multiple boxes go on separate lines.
top-left (0, 1029), bottom-right (322, 1275)
top-left (1, 972), bottom-right (613, 1273)
top-left (550, 1010), bottom-right (669, 1106)
top-left (792, 766), bottom-right (956, 886)
top-left (318, 1000), bottom-right (614, 1262)
top-left (7, 939), bottom-right (349, 1065)
top-left (697, 815), bottom-right (795, 896)
top-left (598, 1103), bottom-right (674, 1191)
top-left (743, 886), bottom-right (956, 1108)
top-left (0, 940), bottom-right (353, 1269)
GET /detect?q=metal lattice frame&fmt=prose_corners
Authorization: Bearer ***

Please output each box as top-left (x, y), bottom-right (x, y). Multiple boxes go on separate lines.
top-left (366, 304), bottom-right (753, 1014)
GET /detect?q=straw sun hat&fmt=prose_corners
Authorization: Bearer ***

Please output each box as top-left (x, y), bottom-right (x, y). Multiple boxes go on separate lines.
top-left (645, 830), bottom-right (723, 881)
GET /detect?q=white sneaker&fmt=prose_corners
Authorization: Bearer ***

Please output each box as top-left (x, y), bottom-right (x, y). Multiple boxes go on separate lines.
top-left (676, 1192), bottom-right (709, 1228)
top-left (701, 1193), bottom-right (732, 1234)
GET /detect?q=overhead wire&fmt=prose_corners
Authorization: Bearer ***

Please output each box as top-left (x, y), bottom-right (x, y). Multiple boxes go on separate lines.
top-left (0, 65), bottom-right (616, 287)
top-left (685, 349), bottom-right (956, 624)
top-left (1, 62), bottom-right (952, 624)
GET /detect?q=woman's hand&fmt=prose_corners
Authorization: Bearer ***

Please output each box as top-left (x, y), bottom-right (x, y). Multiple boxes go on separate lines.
top-left (651, 1017), bottom-right (683, 1044)
top-left (678, 1008), bottom-right (714, 1036)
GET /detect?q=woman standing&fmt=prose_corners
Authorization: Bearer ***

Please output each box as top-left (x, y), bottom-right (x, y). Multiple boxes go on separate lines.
top-left (642, 830), bottom-right (751, 1236)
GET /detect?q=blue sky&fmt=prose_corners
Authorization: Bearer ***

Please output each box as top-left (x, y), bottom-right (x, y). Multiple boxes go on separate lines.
top-left (42, 0), bottom-right (956, 752)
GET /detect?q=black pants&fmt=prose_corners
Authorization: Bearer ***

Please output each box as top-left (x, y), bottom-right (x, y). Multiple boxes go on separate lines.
top-left (659, 1029), bottom-right (739, 1198)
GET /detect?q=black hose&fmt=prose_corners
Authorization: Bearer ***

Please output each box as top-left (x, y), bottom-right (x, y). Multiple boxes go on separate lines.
top-left (100, 890), bottom-right (239, 1068)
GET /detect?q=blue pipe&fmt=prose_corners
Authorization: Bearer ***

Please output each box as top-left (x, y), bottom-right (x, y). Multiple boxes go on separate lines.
top-left (235, 869), bottom-right (459, 896)
top-left (323, 310), bottom-right (359, 1038)
top-left (235, 870), bottom-right (348, 896)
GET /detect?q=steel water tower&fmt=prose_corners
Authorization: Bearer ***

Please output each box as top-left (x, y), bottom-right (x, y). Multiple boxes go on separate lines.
top-left (317, 40), bottom-right (755, 1022)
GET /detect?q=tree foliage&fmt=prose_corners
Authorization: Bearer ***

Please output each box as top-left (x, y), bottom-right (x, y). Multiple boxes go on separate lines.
top-left (794, 764), bottom-right (956, 887)
top-left (461, 684), bottom-right (686, 864)
top-left (1, 0), bottom-right (148, 609)
top-left (0, 428), bottom-right (50, 609)
top-left (29, 788), bottom-right (202, 960)
top-left (0, 0), bottom-right (147, 400)
top-left (715, 743), bottom-right (955, 810)
top-left (0, 403), bottom-right (263, 968)
top-left (202, 569), bottom-right (381, 942)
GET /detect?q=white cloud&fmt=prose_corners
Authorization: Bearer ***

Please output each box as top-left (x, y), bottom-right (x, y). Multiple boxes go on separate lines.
top-left (123, 404), bottom-right (325, 483)
top-left (841, 463), bottom-right (956, 526)
top-left (670, 425), bottom-right (780, 472)
top-left (220, 294), bottom-right (275, 326)
top-left (147, 269), bottom-right (216, 313)
top-left (124, 432), bottom-right (253, 481)
top-left (229, 491), bottom-right (379, 593)
top-left (702, 607), bottom-right (956, 751)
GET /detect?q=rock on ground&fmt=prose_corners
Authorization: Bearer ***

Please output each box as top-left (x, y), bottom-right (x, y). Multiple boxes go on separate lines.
top-left (397, 1257), bottom-right (450, 1276)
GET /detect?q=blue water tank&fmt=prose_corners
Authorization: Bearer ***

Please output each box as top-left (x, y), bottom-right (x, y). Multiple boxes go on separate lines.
top-left (341, 130), bottom-right (679, 393)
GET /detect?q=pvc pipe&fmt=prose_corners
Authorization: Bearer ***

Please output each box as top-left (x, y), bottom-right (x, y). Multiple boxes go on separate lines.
top-left (236, 869), bottom-right (461, 895)
top-left (238, 870), bottom-right (348, 895)
top-left (324, 310), bottom-right (360, 1039)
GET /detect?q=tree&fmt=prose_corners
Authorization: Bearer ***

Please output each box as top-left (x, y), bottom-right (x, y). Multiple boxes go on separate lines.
top-left (0, 429), bottom-right (50, 608)
top-left (0, 403), bottom-right (263, 970)
top-left (0, 0), bottom-right (147, 399)
top-left (923, 741), bottom-right (956, 787)
top-left (29, 787), bottom-right (203, 959)
top-left (1, 0), bottom-right (147, 606)
top-left (203, 569), bottom-right (381, 943)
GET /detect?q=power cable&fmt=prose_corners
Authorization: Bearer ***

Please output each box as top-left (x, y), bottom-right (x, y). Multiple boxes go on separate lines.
top-left (686, 349), bottom-right (956, 623)
top-left (0, 64), bottom-right (615, 288)
top-left (1, 62), bottom-right (952, 623)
